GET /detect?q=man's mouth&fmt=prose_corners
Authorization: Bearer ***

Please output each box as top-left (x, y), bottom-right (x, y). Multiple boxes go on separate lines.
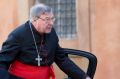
top-left (47, 25), bottom-right (52, 29)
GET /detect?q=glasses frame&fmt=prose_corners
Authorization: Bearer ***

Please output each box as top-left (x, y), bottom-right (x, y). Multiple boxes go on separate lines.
top-left (37, 16), bottom-right (55, 23)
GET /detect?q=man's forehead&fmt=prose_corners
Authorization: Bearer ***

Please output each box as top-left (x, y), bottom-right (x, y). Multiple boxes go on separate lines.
top-left (40, 13), bottom-right (54, 17)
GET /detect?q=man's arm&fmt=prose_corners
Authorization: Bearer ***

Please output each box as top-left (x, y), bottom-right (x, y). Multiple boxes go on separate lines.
top-left (0, 33), bottom-right (22, 79)
top-left (55, 45), bottom-right (89, 79)
top-left (52, 28), bottom-right (90, 79)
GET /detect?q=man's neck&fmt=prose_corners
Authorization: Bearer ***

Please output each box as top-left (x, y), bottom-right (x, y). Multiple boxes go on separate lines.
top-left (31, 21), bottom-right (44, 35)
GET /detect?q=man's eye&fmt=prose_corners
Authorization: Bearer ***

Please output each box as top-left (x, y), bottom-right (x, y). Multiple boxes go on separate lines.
top-left (45, 18), bottom-right (50, 20)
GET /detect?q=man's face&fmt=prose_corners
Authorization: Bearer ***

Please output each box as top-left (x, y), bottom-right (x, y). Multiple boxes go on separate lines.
top-left (35, 13), bottom-right (55, 34)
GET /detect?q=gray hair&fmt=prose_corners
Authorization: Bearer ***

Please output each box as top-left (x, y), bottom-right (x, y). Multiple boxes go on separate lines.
top-left (29, 4), bottom-right (53, 22)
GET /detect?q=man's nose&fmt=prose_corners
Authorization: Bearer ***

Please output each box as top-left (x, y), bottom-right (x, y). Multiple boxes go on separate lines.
top-left (49, 20), bottom-right (54, 25)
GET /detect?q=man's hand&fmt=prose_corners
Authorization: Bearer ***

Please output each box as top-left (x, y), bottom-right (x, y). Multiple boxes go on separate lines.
top-left (86, 76), bottom-right (91, 79)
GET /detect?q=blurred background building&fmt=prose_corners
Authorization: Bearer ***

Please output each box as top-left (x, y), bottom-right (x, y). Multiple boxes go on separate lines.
top-left (0, 0), bottom-right (120, 79)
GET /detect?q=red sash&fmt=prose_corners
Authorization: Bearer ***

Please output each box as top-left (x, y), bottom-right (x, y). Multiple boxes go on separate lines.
top-left (9, 60), bottom-right (55, 79)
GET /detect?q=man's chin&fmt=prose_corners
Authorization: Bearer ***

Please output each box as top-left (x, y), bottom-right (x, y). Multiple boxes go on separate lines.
top-left (45, 30), bottom-right (51, 33)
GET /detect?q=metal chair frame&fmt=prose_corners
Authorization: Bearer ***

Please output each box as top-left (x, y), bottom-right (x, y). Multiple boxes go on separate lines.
top-left (62, 48), bottom-right (97, 79)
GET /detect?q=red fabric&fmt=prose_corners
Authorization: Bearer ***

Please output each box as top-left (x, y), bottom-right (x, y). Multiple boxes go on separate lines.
top-left (8, 60), bottom-right (55, 79)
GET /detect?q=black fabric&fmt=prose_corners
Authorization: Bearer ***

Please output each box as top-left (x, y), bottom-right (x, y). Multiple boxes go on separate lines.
top-left (0, 21), bottom-right (87, 79)
top-left (0, 69), bottom-right (22, 79)
top-left (55, 47), bottom-right (87, 79)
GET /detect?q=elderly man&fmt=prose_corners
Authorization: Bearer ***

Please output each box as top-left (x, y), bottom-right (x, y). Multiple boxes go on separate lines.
top-left (0, 4), bottom-right (90, 79)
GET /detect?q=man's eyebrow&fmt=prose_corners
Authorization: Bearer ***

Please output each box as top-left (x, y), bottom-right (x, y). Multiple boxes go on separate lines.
top-left (45, 17), bottom-right (55, 18)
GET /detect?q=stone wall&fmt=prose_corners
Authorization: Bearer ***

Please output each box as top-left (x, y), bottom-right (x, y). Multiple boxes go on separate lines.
top-left (0, 0), bottom-right (120, 79)
top-left (93, 0), bottom-right (120, 79)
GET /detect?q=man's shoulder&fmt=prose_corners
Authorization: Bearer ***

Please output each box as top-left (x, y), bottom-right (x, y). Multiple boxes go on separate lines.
top-left (8, 21), bottom-right (30, 40)
top-left (10, 21), bottom-right (29, 36)
top-left (51, 28), bottom-right (57, 35)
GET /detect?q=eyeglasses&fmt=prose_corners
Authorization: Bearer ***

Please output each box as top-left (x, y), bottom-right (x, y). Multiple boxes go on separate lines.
top-left (37, 17), bottom-right (55, 22)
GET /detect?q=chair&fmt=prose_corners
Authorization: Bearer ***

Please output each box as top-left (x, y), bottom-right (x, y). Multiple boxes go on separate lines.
top-left (62, 48), bottom-right (97, 79)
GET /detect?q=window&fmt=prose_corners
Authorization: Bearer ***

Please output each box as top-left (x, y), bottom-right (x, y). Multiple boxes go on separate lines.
top-left (36, 0), bottom-right (77, 39)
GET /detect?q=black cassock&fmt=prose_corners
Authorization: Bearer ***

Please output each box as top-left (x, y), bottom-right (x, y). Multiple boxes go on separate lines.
top-left (0, 21), bottom-right (87, 79)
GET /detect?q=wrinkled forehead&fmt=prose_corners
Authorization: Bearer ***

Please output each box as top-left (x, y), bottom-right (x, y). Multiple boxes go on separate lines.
top-left (39, 13), bottom-right (54, 18)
